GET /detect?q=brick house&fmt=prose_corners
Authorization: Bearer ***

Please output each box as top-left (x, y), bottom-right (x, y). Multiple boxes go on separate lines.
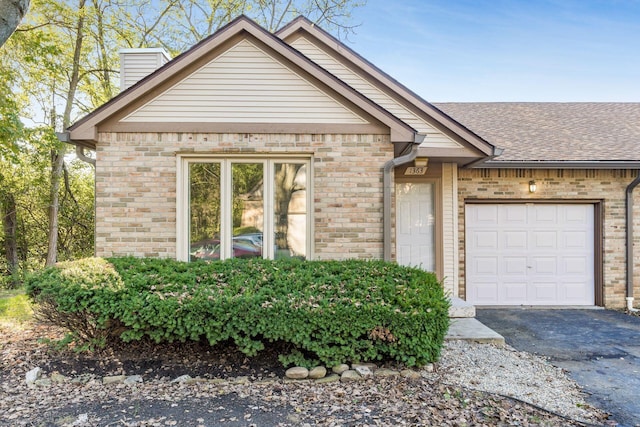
top-left (63, 16), bottom-right (640, 309)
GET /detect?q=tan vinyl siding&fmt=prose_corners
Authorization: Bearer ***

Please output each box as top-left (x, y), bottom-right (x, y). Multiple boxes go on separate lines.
top-left (120, 49), bottom-right (170, 91)
top-left (441, 163), bottom-right (459, 295)
top-left (290, 37), bottom-right (461, 148)
top-left (122, 40), bottom-right (368, 124)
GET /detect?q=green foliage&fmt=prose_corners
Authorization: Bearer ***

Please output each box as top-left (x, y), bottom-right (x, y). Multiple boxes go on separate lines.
top-left (26, 258), bottom-right (124, 344)
top-left (27, 257), bottom-right (450, 367)
top-left (0, 291), bottom-right (33, 324)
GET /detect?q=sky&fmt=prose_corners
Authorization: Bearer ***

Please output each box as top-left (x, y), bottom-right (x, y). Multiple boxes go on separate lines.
top-left (347, 0), bottom-right (640, 102)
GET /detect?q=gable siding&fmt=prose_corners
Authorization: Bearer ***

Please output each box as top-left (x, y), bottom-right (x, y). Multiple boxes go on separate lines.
top-left (122, 40), bottom-right (368, 124)
top-left (290, 37), bottom-right (461, 148)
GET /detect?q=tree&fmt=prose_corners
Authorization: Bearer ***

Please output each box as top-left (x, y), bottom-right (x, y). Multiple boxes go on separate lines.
top-left (0, 0), bottom-right (30, 47)
top-left (0, 66), bottom-right (23, 285)
top-left (2, 0), bottom-right (365, 271)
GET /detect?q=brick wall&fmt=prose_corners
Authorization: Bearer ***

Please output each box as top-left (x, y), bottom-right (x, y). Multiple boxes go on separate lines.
top-left (458, 168), bottom-right (640, 308)
top-left (95, 132), bottom-right (392, 260)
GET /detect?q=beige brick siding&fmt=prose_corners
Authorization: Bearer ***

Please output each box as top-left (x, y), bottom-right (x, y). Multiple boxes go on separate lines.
top-left (95, 132), bottom-right (392, 260)
top-left (458, 169), bottom-right (640, 308)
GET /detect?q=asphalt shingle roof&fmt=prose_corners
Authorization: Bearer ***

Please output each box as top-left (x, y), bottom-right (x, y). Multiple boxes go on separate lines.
top-left (433, 103), bottom-right (640, 162)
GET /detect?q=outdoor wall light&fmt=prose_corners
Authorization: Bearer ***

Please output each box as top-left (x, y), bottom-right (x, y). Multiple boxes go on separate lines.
top-left (529, 180), bottom-right (537, 193)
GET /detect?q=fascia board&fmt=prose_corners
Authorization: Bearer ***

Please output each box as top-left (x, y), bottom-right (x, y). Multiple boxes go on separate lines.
top-left (477, 161), bottom-right (640, 169)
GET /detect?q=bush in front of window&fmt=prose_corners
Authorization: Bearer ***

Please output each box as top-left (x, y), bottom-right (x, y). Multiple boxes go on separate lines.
top-left (26, 257), bottom-right (450, 367)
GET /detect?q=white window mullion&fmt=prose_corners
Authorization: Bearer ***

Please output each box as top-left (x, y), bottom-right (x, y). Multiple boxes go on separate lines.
top-left (263, 160), bottom-right (274, 259)
top-left (221, 160), bottom-right (232, 260)
top-left (176, 157), bottom-right (188, 261)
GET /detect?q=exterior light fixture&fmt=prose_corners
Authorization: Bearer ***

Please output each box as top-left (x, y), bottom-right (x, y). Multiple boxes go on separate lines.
top-left (529, 180), bottom-right (537, 193)
top-left (404, 158), bottom-right (429, 175)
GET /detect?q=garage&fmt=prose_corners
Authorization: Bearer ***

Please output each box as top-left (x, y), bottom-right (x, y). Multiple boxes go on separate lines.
top-left (465, 203), bottom-right (595, 306)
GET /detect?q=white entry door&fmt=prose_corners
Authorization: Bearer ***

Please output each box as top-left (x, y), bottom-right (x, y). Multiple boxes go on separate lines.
top-left (396, 182), bottom-right (435, 272)
top-left (465, 203), bottom-right (594, 305)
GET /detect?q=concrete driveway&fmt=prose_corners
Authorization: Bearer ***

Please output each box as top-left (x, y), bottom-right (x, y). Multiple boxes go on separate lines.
top-left (476, 309), bottom-right (640, 427)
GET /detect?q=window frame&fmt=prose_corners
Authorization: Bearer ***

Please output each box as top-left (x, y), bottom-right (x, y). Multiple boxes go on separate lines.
top-left (177, 154), bottom-right (313, 262)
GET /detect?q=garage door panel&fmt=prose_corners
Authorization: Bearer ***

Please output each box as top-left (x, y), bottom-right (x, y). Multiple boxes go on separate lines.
top-left (473, 231), bottom-right (498, 249)
top-left (472, 282), bottom-right (499, 303)
top-left (532, 257), bottom-right (557, 274)
top-left (564, 231), bottom-right (588, 248)
top-left (563, 205), bottom-right (589, 224)
top-left (563, 256), bottom-right (589, 274)
top-left (475, 205), bottom-right (499, 222)
top-left (532, 231), bottom-right (557, 249)
top-left (504, 231), bottom-right (527, 250)
top-left (502, 205), bottom-right (528, 224)
top-left (474, 257), bottom-right (498, 274)
top-left (530, 281), bottom-right (559, 302)
top-left (504, 257), bottom-right (527, 274)
top-left (533, 204), bottom-right (558, 223)
top-left (502, 282), bottom-right (528, 302)
top-left (466, 203), bottom-right (594, 306)
top-left (562, 282), bottom-right (592, 303)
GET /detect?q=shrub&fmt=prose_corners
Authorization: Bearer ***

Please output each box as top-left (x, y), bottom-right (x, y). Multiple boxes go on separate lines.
top-left (25, 257), bottom-right (126, 346)
top-left (27, 257), bottom-right (450, 367)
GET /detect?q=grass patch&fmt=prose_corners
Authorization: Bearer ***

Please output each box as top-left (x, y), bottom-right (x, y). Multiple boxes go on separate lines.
top-left (0, 290), bottom-right (34, 326)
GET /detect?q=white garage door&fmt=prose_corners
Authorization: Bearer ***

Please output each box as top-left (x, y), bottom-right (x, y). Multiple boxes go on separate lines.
top-left (466, 204), bottom-right (594, 306)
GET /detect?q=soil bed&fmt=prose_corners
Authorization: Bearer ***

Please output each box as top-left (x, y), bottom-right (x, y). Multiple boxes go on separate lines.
top-left (1, 323), bottom-right (611, 426)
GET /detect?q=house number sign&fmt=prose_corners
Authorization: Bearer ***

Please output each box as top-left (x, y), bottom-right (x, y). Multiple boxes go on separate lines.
top-left (404, 166), bottom-right (427, 175)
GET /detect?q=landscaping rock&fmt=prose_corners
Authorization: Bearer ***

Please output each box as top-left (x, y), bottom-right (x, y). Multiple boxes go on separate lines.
top-left (354, 366), bottom-right (373, 378)
top-left (285, 367), bottom-right (309, 379)
top-left (231, 376), bottom-right (249, 384)
top-left (25, 367), bottom-right (42, 386)
top-left (34, 378), bottom-right (52, 387)
top-left (332, 364), bottom-right (349, 375)
top-left (352, 363), bottom-right (377, 370)
top-left (102, 375), bottom-right (126, 385)
top-left (308, 366), bottom-right (327, 379)
top-left (375, 368), bottom-right (400, 377)
top-left (400, 369), bottom-right (421, 380)
top-left (315, 373), bottom-right (340, 384)
top-left (50, 372), bottom-right (70, 383)
top-left (171, 375), bottom-right (192, 383)
top-left (124, 375), bottom-right (143, 385)
top-left (340, 370), bottom-right (362, 382)
top-left (71, 374), bottom-right (94, 384)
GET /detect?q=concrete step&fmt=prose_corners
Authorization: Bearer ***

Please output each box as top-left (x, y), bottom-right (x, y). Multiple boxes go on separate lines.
top-left (445, 318), bottom-right (505, 346)
top-left (449, 296), bottom-right (476, 318)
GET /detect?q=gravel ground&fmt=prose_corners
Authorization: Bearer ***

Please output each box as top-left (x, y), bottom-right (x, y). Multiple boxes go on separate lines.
top-left (0, 323), bottom-right (612, 426)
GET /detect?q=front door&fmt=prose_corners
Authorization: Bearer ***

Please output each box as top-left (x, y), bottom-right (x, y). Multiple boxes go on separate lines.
top-left (396, 182), bottom-right (436, 271)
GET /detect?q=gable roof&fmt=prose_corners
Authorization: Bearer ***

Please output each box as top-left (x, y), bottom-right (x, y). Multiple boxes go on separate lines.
top-left (276, 16), bottom-right (496, 159)
top-left (67, 15), bottom-right (420, 149)
top-left (435, 103), bottom-right (640, 168)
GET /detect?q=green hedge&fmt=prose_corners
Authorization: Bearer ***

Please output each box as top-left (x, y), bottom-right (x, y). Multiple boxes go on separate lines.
top-left (26, 257), bottom-right (450, 367)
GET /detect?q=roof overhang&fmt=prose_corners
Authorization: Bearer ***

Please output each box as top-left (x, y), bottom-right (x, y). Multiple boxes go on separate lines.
top-left (473, 161), bottom-right (640, 169)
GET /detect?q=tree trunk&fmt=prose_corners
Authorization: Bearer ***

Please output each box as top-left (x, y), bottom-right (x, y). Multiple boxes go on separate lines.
top-left (45, 148), bottom-right (64, 266)
top-left (1, 191), bottom-right (19, 285)
top-left (46, 0), bottom-right (85, 266)
top-left (0, 0), bottom-right (30, 47)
